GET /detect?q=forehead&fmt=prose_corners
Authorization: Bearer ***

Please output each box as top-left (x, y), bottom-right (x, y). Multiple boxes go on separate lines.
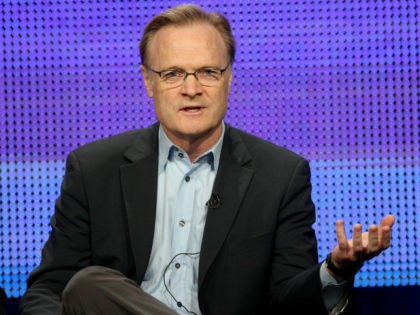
top-left (148, 23), bottom-right (229, 68)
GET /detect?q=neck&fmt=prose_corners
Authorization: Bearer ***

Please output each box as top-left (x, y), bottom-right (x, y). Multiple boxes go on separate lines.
top-left (165, 124), bottom-right (223, 162)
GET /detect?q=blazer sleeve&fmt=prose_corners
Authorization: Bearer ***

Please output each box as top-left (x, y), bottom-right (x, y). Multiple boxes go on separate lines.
top-left (267, 158), bottom-right (329, 314)
top-left (19, 151), bottom-right (91, 315)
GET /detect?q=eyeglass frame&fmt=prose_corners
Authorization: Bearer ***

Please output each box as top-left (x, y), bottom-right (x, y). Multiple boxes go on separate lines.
top-left (143, 63), bottom-right (231, 86)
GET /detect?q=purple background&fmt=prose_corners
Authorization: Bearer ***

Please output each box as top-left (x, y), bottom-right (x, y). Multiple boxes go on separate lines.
top-left (1, 0), bottom-right (419, 297)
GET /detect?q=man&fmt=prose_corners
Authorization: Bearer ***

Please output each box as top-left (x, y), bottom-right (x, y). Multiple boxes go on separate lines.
top-left (19, 4), bottom-right (395, 315)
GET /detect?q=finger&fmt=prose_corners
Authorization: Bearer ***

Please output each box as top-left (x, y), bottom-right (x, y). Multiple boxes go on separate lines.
top-left (335, 220), bottom-right (348, 251)
top-left (380, 226), bottom-right (392, 249)
top-left (352, 223), bottom-right (363, 256)
top-left (380, 214), bottom-right (396, 228)
top-left (367, 224), bottom-right (379, 253)
top-left (379, 214), bottom-right (395, 242)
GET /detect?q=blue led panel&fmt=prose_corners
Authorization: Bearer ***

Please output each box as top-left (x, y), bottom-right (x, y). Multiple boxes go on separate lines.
top-left (1, 0), bottom-right (419, 297)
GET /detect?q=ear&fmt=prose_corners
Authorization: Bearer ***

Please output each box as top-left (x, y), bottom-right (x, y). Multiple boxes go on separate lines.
top-left (227, 69), bottom-right (233, 92)
top-left (141, 65), bottom-right (154, 97)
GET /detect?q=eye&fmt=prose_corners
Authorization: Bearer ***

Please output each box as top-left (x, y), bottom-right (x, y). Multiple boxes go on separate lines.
top-left (200, 69), bottom-right (220, 78)
top-left (161, 69), bottom-right (184, 80)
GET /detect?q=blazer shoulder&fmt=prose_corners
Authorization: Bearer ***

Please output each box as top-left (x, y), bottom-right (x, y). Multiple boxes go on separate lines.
top-left (228, 126), bottom-right (307, 164)
top-left (72, 124), bottom-right (158, 158)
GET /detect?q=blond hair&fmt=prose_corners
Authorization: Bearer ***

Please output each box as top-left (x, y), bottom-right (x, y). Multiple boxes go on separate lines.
top-left (139, 4), bottom-right (235, 66)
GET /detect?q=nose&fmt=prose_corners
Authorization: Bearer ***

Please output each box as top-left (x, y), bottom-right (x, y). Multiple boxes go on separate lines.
top-left (180, 73), bottom-right (203, 97)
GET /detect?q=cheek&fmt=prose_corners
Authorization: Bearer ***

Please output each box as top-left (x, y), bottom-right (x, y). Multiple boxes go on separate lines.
top-left (216, 88), bottom-right (230, 111)
top-left (153, 94), bottom-right (175, 119)
top-left (154, 102), bottom-right (168, 121)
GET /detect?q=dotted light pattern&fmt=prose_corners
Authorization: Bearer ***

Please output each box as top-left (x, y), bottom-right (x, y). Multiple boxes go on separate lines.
top-left (1, 0), bottom-right (419, 297)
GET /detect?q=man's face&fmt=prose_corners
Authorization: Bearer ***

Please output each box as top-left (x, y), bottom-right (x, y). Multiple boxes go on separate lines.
top-left (141, 23), bottom-right (232, 146)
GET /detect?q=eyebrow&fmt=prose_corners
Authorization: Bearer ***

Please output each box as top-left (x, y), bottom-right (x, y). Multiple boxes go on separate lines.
top-left (159, 64), bottom-right (222, 71)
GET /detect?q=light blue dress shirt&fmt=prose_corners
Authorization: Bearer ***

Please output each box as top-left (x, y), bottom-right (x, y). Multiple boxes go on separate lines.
top-left (141, 124), bottom-right (224, 314)
top-left (141, 123), bottom-right (346, 314)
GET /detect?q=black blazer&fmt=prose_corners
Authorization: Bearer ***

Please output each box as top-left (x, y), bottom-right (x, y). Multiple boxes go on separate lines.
top-left (19, 123), bottom-right (329, 314)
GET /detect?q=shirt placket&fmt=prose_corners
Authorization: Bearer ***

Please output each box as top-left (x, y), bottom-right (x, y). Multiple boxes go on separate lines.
top-left (169, 152), bottom-right (202, 312)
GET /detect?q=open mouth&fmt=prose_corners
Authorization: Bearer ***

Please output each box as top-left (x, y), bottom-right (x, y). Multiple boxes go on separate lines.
top-left (181, 106), bottom-right (204, 113)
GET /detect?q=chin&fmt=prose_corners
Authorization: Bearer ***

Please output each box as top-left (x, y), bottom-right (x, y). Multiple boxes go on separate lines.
top-left (179, 127), bottom-right (214, 140)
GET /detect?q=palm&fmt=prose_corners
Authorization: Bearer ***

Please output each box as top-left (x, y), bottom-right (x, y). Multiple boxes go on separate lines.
top-left (331, 214), bottom-right (395, 270)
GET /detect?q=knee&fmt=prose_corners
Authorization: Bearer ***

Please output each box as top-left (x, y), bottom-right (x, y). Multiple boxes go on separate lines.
top-left (63, 266), bottom-right (111, 300)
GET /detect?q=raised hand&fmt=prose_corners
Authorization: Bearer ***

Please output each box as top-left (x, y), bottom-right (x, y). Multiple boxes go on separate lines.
top-left (327, 214), bottom-right (395, 280)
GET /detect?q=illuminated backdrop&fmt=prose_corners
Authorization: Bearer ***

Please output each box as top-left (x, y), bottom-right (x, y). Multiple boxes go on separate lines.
top-left (1, 0), bottom-right (419, 297)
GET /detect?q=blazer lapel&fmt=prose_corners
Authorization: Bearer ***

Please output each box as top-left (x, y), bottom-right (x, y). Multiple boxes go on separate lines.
top-left (120, 124), bottom-right (159, 283)
top-left (198, 126), bottom-right (254, 287)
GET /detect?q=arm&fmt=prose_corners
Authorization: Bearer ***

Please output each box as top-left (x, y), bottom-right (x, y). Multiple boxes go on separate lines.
top-left (19, 152), bottom-right (91, 314)
top-left (318, 215), bottom-right (395, 314)
top-left (267, 159), bottom-right (329, 314)
top-left (267, 157), bottom-right (395, 314)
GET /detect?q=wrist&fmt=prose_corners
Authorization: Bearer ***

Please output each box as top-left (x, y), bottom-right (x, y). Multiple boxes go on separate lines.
top-left (325, 253), bottom-right (362, 280)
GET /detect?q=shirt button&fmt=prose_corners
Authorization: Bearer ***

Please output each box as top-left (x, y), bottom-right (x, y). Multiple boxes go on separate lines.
top-left (175, 263), bottom-right (181, 269)
top-left (179, 220), bottom-right (185, 227)
top-left (178, 152), bottom-right (184, 158)
top-left (185, 175), bottom-right (190, 182)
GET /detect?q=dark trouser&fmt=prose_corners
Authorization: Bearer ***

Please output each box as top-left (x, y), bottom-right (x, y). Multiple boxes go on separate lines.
top-left (61, 266), bottom-right (177, 315)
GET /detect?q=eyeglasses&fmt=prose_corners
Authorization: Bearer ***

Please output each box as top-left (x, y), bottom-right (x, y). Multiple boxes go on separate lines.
top-left (144, 64), bottom-right (230, 87)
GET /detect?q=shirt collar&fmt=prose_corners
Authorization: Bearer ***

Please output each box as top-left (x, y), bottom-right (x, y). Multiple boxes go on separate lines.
top-left (158, 122), bottom-right (225, 172)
